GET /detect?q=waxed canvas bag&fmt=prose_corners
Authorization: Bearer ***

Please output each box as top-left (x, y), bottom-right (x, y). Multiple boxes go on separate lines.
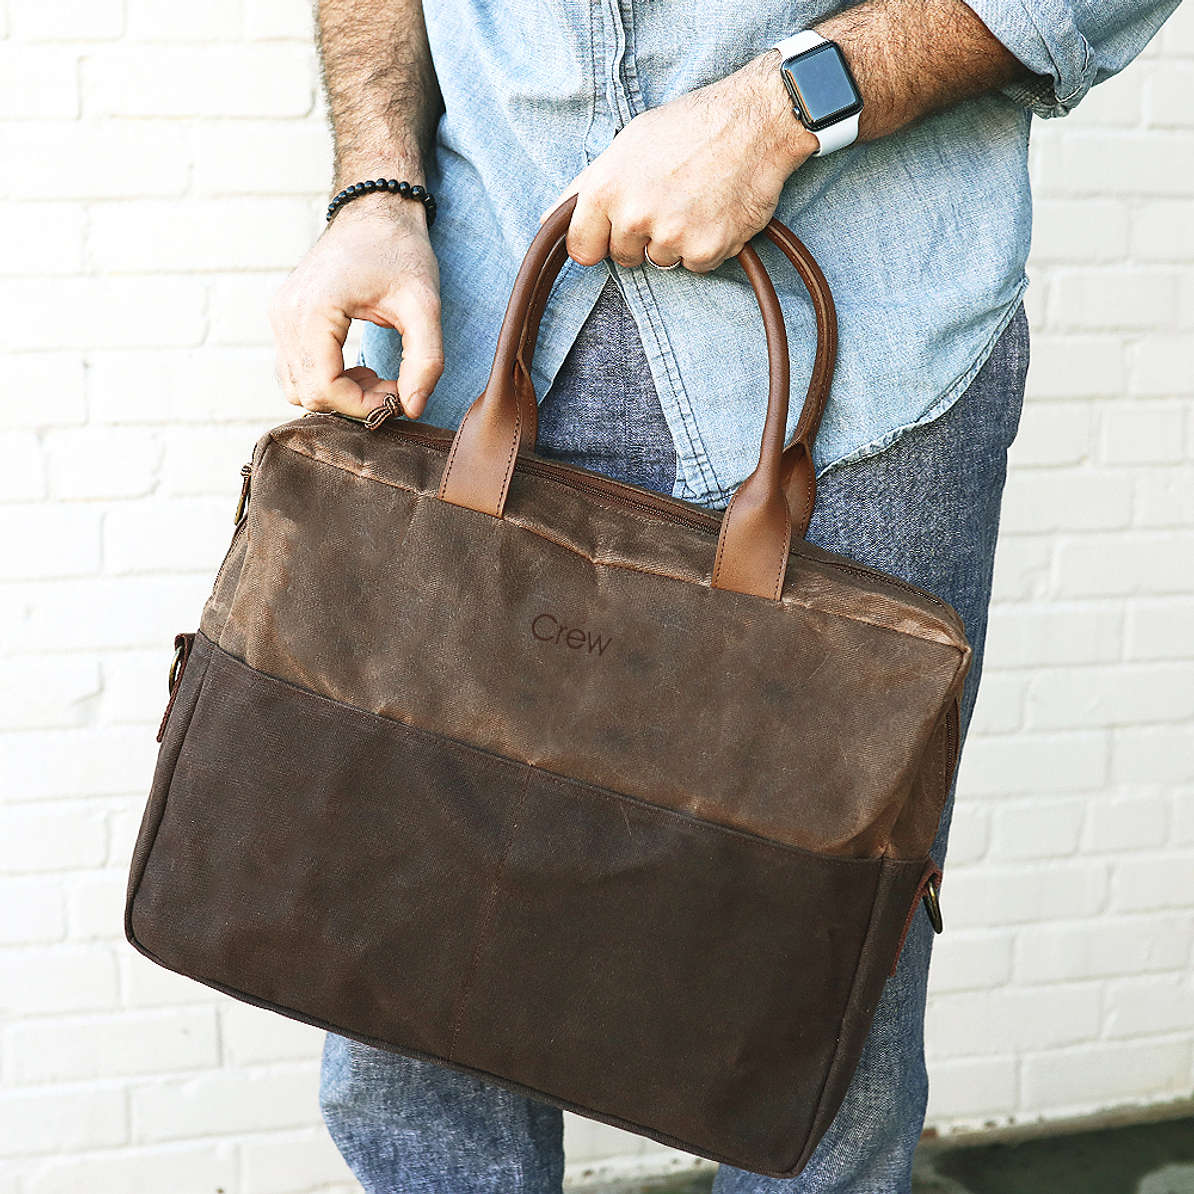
top-left (125, 197), bottom-right (970, 1178)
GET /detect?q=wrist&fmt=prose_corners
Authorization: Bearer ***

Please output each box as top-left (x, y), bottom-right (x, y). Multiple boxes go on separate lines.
top-left (744, 50), bottom-right (819, 176)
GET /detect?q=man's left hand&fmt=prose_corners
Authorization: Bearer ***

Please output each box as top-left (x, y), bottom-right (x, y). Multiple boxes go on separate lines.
top-left (540, 53), bottom-right (816, 274)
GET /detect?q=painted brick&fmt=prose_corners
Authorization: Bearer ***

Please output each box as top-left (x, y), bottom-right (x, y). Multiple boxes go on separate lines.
top-left (1, 277), bottom-right (206, 352)
top-left (1007, 400), bottom-right (1095, 467)
top-left (1133, 465), bottom-right (1194, 528)
top-left (1128, 335), bottom-right (1194, 398)
top-left (83, 46), bottom-right (314, 118)
top-left (0, 877), bottom-right (65, 945)
top-left (0, 431), bottom-right (46, 501)
top-left (158, 425), bottom-right (265, 496)
top-left (1025, 335), bottom-right (1126, 399)
top-left (1099, 402), bottom-right (1188, 464)
top-left (206, 270), bottom-right (289, 344)
top-left (239, 1128), bottom-right (361, 1194)
top-left (1105, 974), bottom-right (1194, 1038)
top-left (0, 354), bottom-right (86, 428)
top-left (25, 1142), bottom-right (237, 1194)
top-left (43, 427), bottom-right (165, 500)
top-left (1026, 664), bottom-right (1194, 729)
top-left (195, 119), bottom-right (331, 195)
top-left (956, 732), bottom-right (1108, 798)
top-left (131, 1065), bottom-right (319, 1142)
top-left (943, 862), bottom-right (1108, 929)
top-left (0, 1086), bottom-right (127, 1158)
top-left (0, 202), bottom-right (85, 276)
top-left (990, 799), bottom-right (1085, 860)
top-left (925, 1056), bottom-right (1018, 1121)
top-left (1132, 203), bottom-right (1194, 262)
top-left (0, 803), bottom-right (107, 871)
top-left (968, 673), bottom-right (1025, 735)
top-left (1084, 794), bottom-right (1170, 853)
top-left (1030, 200), bottom-right (1130, 264)
top-left (0, 503), bottom-right (101, 579)
top-left (89, 197), bottom-right (317, 272)
top-left (1112, 728), bottom-right (1194, 785)
top-left (9, 0), bottom-right (123, 40)
top-left (220, 1001), bottom-right (324, 1066)
top-left (1036, 132), bottom-right (1194, 198)
top-left (1054, 532), bottom-right (1194, 597)
top-left (126, 0), bottom-right (243, 40)
top-left (1111, 854), bottom-right (1194, 911)
top-left (988, 535), bottom-right (1054, 602)
top-left (103, 497), bottom-right (241, 575)
top-left (89, 347), bottom-right (287, 424)
top-left (1021, 1039), bottom-right (1192, 1113)
top-left (0, 46), bottom-right (79, 119)
top-left (928, 930), bottom-right (1014, 994)
top-left (942, 804), bottom-right (989, 866)
top-left (0, 655), bottom-right (101, 730)
top-left (0, 944), bottom-right (119, 1015)
top-left (1050, 269), bottom-right (1180, 332)
top-left (4, 122), bottom-right (190, 199)
top-left (245, 0), bottom-right (315, 40)
top-left (984, 603), bottom-right (1123, 668)
top-left (999, 469), bottom-right (1133, 534)
top-left (1127, 597), bottom-right (1194, 663)
top-left (6, 1008), bottom-right (219, 1083)
top-left (100, 650), bottom-right (178, 727)
top-left (1014, 915), bottom-right (1194, 983)
top-left (3, 726), bottom-right (156, 801)
top-left (926, 983), bottom-right (1101, 1058)
top-left (1146, 62), bottom-right (1194, 127)
top-left (66, 869), bottom-right (131, 940)
top-left (0, 575), bottom-right (212, 650)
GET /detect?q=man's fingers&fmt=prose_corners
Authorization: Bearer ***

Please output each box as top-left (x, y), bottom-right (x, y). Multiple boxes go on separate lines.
top-left (566, 196), bottom-right (612, 267)
top-left (382, 286), bottom-right (444, 419)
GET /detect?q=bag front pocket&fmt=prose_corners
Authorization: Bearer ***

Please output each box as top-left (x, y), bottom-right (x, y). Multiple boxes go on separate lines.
top-left (125, 633), bottom-right (922, 1177)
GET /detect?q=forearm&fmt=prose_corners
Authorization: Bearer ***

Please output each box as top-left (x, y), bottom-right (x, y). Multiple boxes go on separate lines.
top-left (316, 0), bottom-right (442, 191)
top-left (819, 0), bottom-right (1024, 139)
top-left (748, 0), bottom-right (1027, 168)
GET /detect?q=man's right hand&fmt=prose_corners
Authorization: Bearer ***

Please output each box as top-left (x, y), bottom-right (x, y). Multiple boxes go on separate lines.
top-left (269, 197), bottom-right (444, 421)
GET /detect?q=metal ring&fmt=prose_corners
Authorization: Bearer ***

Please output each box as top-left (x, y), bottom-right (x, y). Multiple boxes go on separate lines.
top-left (922, 877), bottom-right (944, 934)
top-left (168, 641), bottom-right (186, 693)
top-left (643, 245), bottom-right (681, 271)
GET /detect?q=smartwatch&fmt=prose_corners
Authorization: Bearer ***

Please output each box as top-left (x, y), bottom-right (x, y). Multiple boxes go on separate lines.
top-left (773, 32), bottom-right (863, 157)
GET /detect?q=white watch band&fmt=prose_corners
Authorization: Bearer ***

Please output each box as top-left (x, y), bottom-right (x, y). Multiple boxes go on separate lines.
top-left (773, 31), bottom-right (860, 157)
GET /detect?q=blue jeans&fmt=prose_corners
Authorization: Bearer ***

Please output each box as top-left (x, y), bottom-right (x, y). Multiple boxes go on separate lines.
top-left (322, 276), bottom-right (1029, 1194)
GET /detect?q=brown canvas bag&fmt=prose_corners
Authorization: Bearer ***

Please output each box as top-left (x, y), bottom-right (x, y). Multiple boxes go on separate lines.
top-left (125, 198), bottom-right (970, 1178)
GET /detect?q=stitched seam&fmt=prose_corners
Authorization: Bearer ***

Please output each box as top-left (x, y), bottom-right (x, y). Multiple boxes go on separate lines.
top-left (446, 765), bottom-right (532, 1062)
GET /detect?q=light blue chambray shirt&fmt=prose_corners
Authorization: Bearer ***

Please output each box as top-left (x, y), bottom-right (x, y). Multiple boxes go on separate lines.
top-left (362, 0), bottom-right (1176, 509)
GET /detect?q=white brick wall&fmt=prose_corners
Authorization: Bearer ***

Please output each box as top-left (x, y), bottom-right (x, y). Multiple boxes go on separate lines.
top-left (1, 3), bottom-right (1191, 1190)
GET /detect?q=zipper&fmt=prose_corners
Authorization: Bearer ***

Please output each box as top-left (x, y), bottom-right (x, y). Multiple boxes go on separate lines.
top-left (233, 462), bottom-right (253, 525)
top-left (309, 410), bottom-right (958, 617)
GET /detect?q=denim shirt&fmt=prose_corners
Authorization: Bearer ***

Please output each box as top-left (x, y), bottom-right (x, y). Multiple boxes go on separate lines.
top-left (362, 0), bottom-right (1175, 509)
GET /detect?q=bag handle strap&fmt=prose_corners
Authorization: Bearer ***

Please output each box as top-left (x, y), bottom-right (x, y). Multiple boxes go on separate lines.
top-left (438, 195), bottom-right (838, 600)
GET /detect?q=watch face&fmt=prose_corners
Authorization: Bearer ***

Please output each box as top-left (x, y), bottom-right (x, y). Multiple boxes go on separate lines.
top-left (781, 42), bottom-right (863, 131)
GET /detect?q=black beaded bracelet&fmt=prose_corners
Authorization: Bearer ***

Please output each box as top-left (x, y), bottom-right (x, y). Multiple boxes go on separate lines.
top-left (326, 178), bottom-right (437, 226)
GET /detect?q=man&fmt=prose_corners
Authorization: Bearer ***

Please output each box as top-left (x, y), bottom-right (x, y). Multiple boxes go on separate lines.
top-left (271, 2), bottom-right (1176, 1190)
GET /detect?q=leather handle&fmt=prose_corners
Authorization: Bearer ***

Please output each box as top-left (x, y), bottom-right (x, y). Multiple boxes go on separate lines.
top-left (438, 195), bottom-right (838, 600)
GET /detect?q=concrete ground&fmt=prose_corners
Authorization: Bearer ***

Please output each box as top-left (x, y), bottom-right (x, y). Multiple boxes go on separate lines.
top-left (576, 1109), bottom-right (1194, 1194)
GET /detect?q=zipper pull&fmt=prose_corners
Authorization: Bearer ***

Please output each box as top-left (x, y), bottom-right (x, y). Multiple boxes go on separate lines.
top-left (363, 393), bottom-right (402, 430)
top-left (233, 462), bottom-right (252, 524)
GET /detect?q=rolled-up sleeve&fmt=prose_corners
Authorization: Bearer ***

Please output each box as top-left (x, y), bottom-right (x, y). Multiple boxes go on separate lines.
top-left (962, 0), bottom-right (1180, 118)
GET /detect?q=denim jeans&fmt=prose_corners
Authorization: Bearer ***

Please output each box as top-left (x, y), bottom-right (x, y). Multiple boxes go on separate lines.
top-left (321, 275), bottom-right (1030, 1194)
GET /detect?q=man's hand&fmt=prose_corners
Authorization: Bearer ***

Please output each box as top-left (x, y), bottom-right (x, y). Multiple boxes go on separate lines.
top-left (269, 196), bottom-right (442, 420)
top-left (542, 0), bottom-right (1022, 274)
top-left (541, 55), bottom-right (814, 274)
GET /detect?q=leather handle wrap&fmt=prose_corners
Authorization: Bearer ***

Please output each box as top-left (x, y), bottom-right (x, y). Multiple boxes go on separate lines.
top-left (438, 195), bottom-right (838, 600)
